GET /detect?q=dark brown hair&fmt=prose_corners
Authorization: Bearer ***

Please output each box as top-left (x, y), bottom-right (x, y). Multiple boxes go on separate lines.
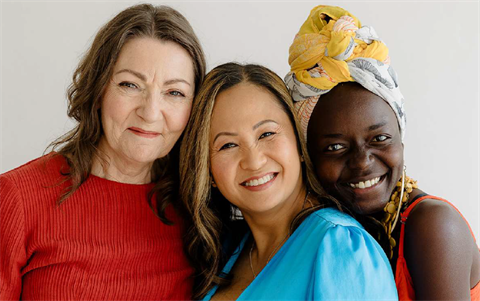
top-left (48, 4), bottom-right (206, 223)
top-left (179, 63), bottom-right (340, 298)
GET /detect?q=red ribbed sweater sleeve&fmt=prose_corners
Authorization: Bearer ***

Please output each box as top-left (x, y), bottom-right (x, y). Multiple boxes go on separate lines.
top-left (1, 173), bottom-right (27, 299)
top-left (0, 154), bottom-right (193, 300)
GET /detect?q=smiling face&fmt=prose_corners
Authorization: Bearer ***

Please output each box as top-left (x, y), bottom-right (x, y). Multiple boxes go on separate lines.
top-left (99, 37), bottom-right (195, 167)
top-left (307, 83), bottom-right (404, 215)
top-left (209, 82), bottom-right (304, 216)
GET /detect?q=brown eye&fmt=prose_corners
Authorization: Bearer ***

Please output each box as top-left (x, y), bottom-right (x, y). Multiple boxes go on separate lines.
top-left (372, 135), bottom-right (389, 142)
top-left (119, 82), bottom-right (138, 89)
top-left (326, 144), bottom-right (345, 151)
top-left (219, 143), bottom-right (237, 151)
top-left (259, 132), bottom-right (275, 139)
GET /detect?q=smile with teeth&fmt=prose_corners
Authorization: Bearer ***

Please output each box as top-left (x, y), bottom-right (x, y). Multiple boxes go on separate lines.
top-left (349, 177), bottom-right (381, 189)
top-left (243, 174), bottom-right (276, 187)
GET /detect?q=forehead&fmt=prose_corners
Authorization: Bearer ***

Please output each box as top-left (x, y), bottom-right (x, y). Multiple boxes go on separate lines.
top-left (308, 83), bottom-right (398, 134)
top-left (211, 82), bottom-right (288, 128)
top-left (113, 37), bottom-right (194, 80)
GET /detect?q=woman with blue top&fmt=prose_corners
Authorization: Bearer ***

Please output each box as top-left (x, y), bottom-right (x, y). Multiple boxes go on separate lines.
top-left (179, 63), bottom-right (398, 300)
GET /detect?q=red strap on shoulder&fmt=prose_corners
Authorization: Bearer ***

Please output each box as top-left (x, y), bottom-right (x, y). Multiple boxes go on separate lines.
top-left (398, 195), bottom-right (476, 258)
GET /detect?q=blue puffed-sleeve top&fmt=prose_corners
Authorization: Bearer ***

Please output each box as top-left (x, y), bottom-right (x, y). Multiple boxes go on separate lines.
top-left (203, 207), bottom-right (398, 300)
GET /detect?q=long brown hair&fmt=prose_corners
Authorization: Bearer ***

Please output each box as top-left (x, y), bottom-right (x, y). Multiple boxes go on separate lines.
top-left (48, 4), bottom-right (206, 224)
top-left (179, 63), bottom-right (340, 298)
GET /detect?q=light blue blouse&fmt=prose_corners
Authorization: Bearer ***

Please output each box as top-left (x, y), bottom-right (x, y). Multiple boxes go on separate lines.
top-left (203, 207), bottom-right (398, 300)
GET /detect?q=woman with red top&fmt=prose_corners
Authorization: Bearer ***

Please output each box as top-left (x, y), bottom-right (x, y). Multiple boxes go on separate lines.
top-left (0, 4), bottom-right (205, 300)
top-left (285, 4), bottom-right (480, 300)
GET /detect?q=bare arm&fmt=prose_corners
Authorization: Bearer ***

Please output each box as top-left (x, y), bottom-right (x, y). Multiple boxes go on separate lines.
top-left (404, 199), bottom-right (475, 300)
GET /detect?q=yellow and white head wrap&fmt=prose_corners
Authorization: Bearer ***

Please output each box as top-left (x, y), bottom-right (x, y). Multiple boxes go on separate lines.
top-left (285, 5), bottom-right (406, 140)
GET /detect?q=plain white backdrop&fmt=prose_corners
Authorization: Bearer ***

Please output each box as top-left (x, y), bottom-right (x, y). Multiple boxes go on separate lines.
top-left (1, 1), bottom-right (479, 239)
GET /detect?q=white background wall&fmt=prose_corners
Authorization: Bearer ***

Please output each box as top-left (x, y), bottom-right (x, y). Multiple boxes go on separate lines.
top-left (1, 1), bottom-right (478, 239)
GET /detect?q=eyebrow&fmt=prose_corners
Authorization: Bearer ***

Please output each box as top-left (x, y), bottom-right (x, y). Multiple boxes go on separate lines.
top-left (253, 119), bottom-right (277, 130)
top-left (115, 69), bottom-right (147, 82)
top-left (322, 133), bottom-right (344, 138)
top-left (366, 121), bottom-right (388, 132)
top-left (115, 69), bottom-right (191, 86)
top-left (165, 78), bottom-right (191, 86)
top-left (213, 119), bottom-right (278, 144)
top-left (321, 121), bottom-right (389, 138)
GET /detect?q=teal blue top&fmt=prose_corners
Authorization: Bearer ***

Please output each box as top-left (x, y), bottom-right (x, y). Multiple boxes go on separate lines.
top-left (203, 207), bottom-right (398, 300)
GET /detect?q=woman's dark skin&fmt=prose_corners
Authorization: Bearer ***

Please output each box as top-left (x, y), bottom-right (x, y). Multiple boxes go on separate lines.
top-left (307, 82), bottom-right (480, 300)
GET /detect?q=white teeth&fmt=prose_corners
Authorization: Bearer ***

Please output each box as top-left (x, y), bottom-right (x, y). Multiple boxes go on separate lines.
top-left (349, 177), bottom-right (380, 189)
top-left (245, 174), bottom-right (274, 187)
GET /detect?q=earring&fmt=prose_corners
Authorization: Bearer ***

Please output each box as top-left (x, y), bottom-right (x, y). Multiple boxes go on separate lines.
top-left (211, 179), bottom-right (217, 188)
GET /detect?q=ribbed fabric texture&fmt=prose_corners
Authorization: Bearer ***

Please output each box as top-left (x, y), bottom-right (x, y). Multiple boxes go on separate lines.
top-left (0, 153), bottom-right (193, 300)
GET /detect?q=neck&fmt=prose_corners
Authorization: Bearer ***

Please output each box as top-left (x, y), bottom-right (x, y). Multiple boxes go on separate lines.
top-left (244, 187), bottom-right (308, 259)
top-left (91, 139), bottom-right (153, 184)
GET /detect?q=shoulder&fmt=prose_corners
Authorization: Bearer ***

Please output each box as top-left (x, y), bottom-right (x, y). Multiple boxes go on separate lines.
top-left (306, 209), bottom-right (397, 299)
top-left (1, 153), bottom-right (68, 205)
top-left (402, 197), bottom-right (476, 299)
top-left (404, 197), bottom-right (476, 264)
top-left (405, 197), bottom-right (474, 244)
top-left (1, 152), bottom-right (67, 185)
top-left (304, 207), bottom-right (386, 259)
top-left (309, 207), bottom-right (364, 229)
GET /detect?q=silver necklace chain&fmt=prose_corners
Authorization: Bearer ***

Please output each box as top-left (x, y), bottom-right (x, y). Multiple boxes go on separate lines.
top-left (248, 191), bottom-right (311, 279)
top-left (249, 233), bottom-right (289, 279)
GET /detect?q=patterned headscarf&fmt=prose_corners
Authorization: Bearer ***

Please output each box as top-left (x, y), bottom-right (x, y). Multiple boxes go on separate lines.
top-left (285, 5), bottom-right (406, 140)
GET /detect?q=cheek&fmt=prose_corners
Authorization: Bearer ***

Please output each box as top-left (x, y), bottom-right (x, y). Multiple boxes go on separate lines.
top-left (387, 146), bottom-right (404, 178)
top-left (102, 106), bottom-right (124, 126)
top-left (384, 140), bottom-right (404, 166)
top-left (167, 103), bottom-right (192, 132)
top-left (315, 160), bottom-right (341, 189)
top-left (210, 155), bottom-right (234, 189)
top-left (312, 153), bottom-right (341, 182)
top-left (101, 92), bottom-right (132, 132)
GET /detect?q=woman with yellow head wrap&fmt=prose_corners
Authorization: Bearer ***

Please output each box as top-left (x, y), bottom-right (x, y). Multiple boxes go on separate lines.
top-left (183, 62), bottom-right (398, 300)
top-left (285, 5), bottom-right (405, 141)
top-left (287, 4), bottom-right (480, 301)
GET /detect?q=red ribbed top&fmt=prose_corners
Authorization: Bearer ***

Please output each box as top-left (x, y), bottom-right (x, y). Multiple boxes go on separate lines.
top-left (0, 153), bottom-right (193, 300)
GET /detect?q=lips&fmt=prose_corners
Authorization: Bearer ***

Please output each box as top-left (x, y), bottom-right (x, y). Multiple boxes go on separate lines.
top-left (128, 127), bottom-right (160, 138)
top-left (241, 173), bottom-right (277, 187)
top-left (346, 174), bottom-right (386, 190)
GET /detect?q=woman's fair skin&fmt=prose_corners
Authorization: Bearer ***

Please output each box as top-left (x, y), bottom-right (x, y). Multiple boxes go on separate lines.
top-left (209, 82), bottom-right (307, 299)
top-left (92, 37), bottom-right (195, 184)
top-left (308, 82), bottom-right (480, 300)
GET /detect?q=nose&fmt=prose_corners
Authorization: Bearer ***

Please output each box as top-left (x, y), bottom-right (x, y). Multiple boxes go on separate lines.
top-left (347, 145), bottom-right (373, 171)
top-left (239, 145), bottom-right (267, 171)
top-left (136, 90), bottom-right (164, 123)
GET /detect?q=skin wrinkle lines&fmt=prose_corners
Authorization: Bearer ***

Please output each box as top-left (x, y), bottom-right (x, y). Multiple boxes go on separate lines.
top-left (91, 37), bottom-right (195, 184)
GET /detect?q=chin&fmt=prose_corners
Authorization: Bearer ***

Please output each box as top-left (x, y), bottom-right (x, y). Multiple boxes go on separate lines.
top-left (127, 150), bottom-right (165, 165)
top-left (352, 198), bottom-right (388, 216)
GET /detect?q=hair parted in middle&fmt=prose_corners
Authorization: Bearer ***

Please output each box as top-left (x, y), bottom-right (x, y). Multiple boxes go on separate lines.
top-left (179, 62), bottom-right (341, 298)
top-left (48, 4), bottom-right (206, 224)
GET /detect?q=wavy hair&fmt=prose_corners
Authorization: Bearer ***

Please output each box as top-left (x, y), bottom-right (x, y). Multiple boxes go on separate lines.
top-left (48, 4), bottom-right (206, 224)
top-left (179, 63), bottom-right (341, 298)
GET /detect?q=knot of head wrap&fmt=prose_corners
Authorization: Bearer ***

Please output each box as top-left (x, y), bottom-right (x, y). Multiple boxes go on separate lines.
top-left (285, 5), bottom-right (406, 141)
